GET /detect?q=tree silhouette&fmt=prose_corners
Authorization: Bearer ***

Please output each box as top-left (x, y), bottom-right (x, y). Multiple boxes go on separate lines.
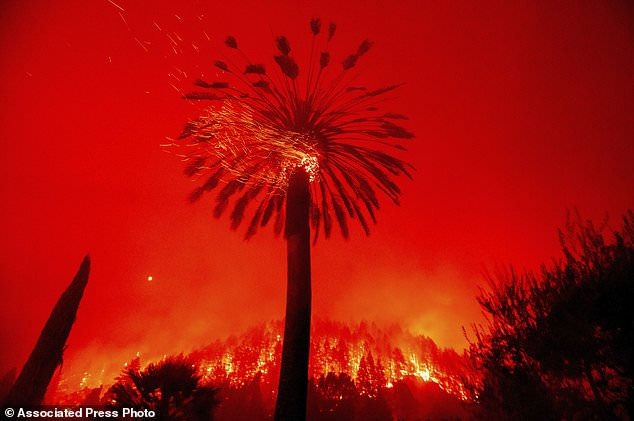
top-left (175, 18), bottom-right (413, 421)
top-left (106, 354), bottom-right (219, 421)
top-left (308, 372), bottom-right (357, 421)
top-left (357, 351), bottom-right (386, 398)
top-left (4, 255), bottom-right (90, 406)
top-left (467, 211), bottom-right (633, 420)
top-left (214, 372), bottom-right (269, 421)
top-left (0, 368), bottom-right (17, 403)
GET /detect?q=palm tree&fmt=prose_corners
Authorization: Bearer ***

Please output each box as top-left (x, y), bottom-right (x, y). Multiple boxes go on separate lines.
top-left (175, 18), bottom-right (413, 420)
top-left (106, 354), bottom-right (219, 420)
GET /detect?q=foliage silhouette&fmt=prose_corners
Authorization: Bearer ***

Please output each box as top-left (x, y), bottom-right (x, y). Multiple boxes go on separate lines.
top-left (213, 372), bottom-right (270, 421)
top-left (467, 211), bottom-right (633, 420)
top-left (307, 372), bottom-right (357, 420)
top-left (175, 17), bottom-right (413, 421)
top-left (4, 255), bottom-right (90, 406)
top-left (0, 368), bottom-right (16, 403)
top-left (106, 354), bottom-right (219, 421)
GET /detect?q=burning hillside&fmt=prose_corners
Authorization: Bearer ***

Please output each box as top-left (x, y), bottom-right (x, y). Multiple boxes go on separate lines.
top-left (51, 319), bottom-right (473, 418)
top-left (188, 319), bottom-right (471, 400)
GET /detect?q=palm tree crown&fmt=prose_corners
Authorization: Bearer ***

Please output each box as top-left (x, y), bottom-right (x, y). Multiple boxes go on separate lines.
top-left (175, 18), bottom-right (414, 241)
top-left (106, 355), bottom-right (219, 420)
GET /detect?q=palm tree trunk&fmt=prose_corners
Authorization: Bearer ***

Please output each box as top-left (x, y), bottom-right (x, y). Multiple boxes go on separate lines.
top-left (275, 170), bottom-right (311, 421)
top-left (4, 255), bottom-right (91, 406)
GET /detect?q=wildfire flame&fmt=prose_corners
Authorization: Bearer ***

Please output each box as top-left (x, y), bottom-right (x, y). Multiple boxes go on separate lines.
top-left (52, 320), bottom-right (472, 403)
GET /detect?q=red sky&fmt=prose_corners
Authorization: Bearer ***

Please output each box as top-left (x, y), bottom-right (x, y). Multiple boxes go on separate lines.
top-left (1, 1), bottom-right (632, 387)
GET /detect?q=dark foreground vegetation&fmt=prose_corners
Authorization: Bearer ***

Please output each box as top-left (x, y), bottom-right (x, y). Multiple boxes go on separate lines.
top-left (466, 211), bottom-right (633, 420)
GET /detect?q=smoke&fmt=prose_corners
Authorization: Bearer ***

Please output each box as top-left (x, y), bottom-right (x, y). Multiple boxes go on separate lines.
top-left (313, 241), bottom-right (483, 350)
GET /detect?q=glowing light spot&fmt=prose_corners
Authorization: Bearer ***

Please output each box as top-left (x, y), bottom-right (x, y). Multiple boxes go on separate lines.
top-left (147, 276), bottom-right (153, 282)
top-left (79, 372), bottom-right (89, 388)
top-left (417, 367), bottom-right (431, 382)
top-left (300, 155), bottom-right (320, 182)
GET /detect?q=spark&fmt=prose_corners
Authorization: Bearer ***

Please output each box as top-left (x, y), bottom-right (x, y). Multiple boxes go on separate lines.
top-left (117, 11), bottom-right (130, 31)
top-left (133, 37), bottom-right (148, 52)
top-left (147, 275), bottom-right (153, 282)
top-left (165, 33), bottom-right (178, 47)
top-left (173, 67), bottom-right (188, 79)
top-left (169, 83), bottom-right (183, 95)
top-left (183, 102), bottom-right (321, 189)
top-left (152, 20), bottom-right (162, 31)
top-left (106, 0), bottom-right (124, 12)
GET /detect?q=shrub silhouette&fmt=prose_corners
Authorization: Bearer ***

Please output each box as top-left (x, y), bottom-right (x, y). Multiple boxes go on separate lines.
top-left (106, 354), bottom-right (219, 420)
top-left (467, 211), bottom-right (633, 420)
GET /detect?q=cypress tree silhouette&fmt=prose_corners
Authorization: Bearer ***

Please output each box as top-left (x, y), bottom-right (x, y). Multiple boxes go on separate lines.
top-left (4, 255), bottom-right (90, 406)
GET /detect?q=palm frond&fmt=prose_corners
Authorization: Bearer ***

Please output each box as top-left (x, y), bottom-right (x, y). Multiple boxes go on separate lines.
top-left (175, 18), bottom-right (414, 240)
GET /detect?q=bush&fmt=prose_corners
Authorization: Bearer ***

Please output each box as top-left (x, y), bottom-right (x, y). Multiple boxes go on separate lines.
top-left (467, 211), bottom-right (633, 420)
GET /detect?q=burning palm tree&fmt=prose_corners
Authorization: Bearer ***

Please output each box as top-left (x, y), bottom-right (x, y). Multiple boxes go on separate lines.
top-left (174, 18), bottom-right (413, 420)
